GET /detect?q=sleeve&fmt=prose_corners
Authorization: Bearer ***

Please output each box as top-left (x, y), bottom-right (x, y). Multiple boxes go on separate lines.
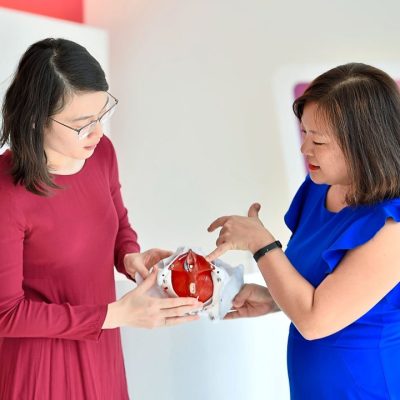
top-left (106, 136), bottom-right (141, 279)
top-left (322, 201), bottom-right (400, 273)
top-left (284, 174), bottom-right (313, 235)
top-left (0, 184), bottom-right (108, 341)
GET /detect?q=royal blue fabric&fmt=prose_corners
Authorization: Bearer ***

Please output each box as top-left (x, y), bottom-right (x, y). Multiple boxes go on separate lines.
top-left (284, 175), bottom-right (400, 399)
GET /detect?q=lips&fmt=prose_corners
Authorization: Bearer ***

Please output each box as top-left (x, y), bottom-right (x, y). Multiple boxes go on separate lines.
top-left (308, 163), bottom-right (320, 171)
top-left (84, 143), bottom-right (98, 151)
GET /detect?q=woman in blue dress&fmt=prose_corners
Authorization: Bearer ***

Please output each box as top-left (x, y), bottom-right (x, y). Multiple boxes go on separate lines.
top-left (207, 63), bottom-right (400, 399)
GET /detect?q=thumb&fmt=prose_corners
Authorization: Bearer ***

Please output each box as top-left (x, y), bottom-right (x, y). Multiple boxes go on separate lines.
top-left (248, 202), bottom-right (261, 218)
top-left (232, 285), bottom-right (250, 308)
top-left (136, 266), bottom-right (158, 294)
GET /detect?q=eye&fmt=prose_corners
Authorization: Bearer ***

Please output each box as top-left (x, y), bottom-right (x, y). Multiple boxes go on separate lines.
top-left (312, 141), bottom-right (324, 146)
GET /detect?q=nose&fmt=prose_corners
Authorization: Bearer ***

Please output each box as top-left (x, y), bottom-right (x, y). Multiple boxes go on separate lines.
top-left (89, 121), bottom-right (104, 140)
top-left (300, 134), bottom-right (313, 157)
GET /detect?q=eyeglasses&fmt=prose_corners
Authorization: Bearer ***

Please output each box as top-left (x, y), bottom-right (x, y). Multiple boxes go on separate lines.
top-left (49, 92), bottom-right (119, 140)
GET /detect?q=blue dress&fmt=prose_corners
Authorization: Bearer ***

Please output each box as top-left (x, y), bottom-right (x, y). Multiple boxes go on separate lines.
top-left (284, 175), bottom-right (400, 399)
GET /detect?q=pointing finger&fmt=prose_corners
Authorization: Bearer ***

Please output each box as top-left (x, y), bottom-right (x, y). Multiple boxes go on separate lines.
top-left (205, 243), bottom-right (231, 262)
top-left (207, 216), bottom-right (230, 232)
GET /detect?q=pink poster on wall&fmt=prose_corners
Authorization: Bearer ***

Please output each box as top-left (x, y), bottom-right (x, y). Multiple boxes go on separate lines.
top-left (0, 0), bottom-right (83, 23)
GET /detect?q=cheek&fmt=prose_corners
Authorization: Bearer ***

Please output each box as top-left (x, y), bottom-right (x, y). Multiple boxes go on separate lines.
top-left (45, 131), bottom-right (80, 155)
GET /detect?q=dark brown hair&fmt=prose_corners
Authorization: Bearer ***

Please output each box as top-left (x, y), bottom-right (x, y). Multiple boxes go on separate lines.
top-left (1, 38), bottom-right (108, 195)
top-left (293, 62), bottom-right (400, 206)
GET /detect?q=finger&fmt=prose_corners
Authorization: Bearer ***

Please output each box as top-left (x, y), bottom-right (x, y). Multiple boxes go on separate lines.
top-left (224, 310), bottom-right (241, 320)
top-left (165, 314), bottom-right (200, 327)
top-left (207, 216), bottom-right (230, 232)
top-left (224, 307), bottom-right (250, 320)
top-left (136, 266), bottom-right (158, 294)
top-left (232, 285), bottom-right (251, 308)
top-left (205, 243), bottom-right (231, 261)
top-left (248, 202), bottom-right (261, 218)
top-left (157, 296), bottom-right (202, 309)
top-left (161, 304), bottom-right (203, 318)
top-left (148, 248), bottom-right (173, 263)
top-left (135, 263), bottom-right (151, 280)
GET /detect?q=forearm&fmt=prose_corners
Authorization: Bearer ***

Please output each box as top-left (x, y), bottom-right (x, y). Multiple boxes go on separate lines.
top-left (256, 248), bottom-right (317, 337)
top-left (0, 298), bottom-right (107, 341)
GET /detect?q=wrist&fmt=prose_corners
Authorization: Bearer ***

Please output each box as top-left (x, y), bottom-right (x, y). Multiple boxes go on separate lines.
top-left (249, 232), bottom-right (276, 254)
top-left (102, 301), bottom-right (124, 329)
top-left (253, 240), bottom-right (282, 263)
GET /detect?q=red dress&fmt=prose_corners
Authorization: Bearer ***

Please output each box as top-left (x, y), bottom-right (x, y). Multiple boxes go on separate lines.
top-left (0, 136), bottom-right (140, 399)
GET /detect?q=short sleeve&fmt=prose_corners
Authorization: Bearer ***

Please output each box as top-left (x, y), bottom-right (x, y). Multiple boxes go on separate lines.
top-left (322, 201), bottom-right (400, 272)
top-left (284, 175), bottom-right (313, 234)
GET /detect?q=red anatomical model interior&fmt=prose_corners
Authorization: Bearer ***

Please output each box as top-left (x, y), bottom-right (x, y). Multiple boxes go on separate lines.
top-left (169, 250), bottom-right (214, 302)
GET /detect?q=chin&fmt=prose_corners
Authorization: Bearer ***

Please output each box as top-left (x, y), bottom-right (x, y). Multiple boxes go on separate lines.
top-left (80, 148), bottom-right (96, 158)
top-left (308, 173), bottom-right (327, 185)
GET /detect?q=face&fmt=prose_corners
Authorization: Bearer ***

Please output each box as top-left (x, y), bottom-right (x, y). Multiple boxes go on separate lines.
top-left (44, 91), bottom-right (109, 171)
top-left (300, 102), bottom-right (350, 187)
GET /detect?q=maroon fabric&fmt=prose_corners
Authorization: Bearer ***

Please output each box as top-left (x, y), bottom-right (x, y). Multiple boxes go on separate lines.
top-left (0, 135), bottom-right (140, 399)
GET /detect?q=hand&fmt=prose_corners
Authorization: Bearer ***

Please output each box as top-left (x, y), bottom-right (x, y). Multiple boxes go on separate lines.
top-left (224, 284), bottom-right (280, 320)
top-left (206, 203), bottom-right (275, 261)
top-left (103, 267), bottom-right (203, 329)
top-left (124, 248), bottom-right (172, 280)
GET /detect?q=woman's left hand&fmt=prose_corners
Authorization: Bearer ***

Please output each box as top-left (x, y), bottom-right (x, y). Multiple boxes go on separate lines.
top-left (207, 203), bottom-right (275, 261)
top-left (124, 249), bottom-right (173, 280)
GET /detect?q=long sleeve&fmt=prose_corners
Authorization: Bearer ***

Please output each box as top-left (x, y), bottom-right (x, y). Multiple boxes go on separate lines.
top-left (0, 182), bottom-right (107, 341)
top-left (107, 137), bottom-right (140, 278)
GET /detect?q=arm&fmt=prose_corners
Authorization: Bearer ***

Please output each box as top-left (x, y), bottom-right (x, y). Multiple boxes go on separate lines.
top-left (208, 204), bottom-right (400, 340)
top-left (107, 138), bottom-right (140, 278)
top-left (255, 219), bottom-right (400, 339)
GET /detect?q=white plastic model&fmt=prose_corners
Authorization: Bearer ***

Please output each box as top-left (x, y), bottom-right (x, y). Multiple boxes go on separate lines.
top-left (157, 246), bottom-right (244, 320)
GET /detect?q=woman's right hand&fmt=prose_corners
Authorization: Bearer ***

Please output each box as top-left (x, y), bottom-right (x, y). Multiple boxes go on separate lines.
top-left (224, 284), bottom-right (280, 320)
top-left (102, 267), bottom-right (203, 329)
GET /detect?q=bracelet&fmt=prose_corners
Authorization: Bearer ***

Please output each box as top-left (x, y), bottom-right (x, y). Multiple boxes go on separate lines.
top-left (253, 240), bottom-right (282, 262)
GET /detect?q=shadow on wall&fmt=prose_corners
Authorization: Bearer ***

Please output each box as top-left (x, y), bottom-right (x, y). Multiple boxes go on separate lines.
top-left (116, 279), bottom-right (290, 400)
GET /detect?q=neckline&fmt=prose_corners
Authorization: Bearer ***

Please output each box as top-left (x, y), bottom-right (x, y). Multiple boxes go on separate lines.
top-left (323, 185), bottom-right (349, 215)
top-left (50, 159), bottom-right (87, 178)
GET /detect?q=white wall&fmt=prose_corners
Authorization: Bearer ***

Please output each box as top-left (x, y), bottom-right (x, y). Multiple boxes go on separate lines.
top-left (84, 1), bottom-right (400, 399)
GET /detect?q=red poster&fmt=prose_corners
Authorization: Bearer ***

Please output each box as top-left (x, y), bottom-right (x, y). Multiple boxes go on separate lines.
top-left (0, 0), bottom-right (83, 23)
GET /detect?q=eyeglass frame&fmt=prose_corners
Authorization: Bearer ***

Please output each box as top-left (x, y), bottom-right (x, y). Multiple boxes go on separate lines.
top-left (48, 92), bottom-right (119, 138)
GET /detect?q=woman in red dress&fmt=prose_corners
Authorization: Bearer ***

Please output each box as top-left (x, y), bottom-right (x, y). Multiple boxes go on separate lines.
top-left (0, 38), bottom-right (201, 400)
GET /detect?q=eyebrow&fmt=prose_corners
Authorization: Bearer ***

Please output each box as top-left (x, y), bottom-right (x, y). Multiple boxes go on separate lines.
top-left (70, 96), bottom-right (110, 123)
top-left (300, 124), bottom-right (322, 135)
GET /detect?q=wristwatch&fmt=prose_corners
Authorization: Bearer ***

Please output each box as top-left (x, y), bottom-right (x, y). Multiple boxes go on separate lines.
top-left (253, 240), bottom-right (282, 262)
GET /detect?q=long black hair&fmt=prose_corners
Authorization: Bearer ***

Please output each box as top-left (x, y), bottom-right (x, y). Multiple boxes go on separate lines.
top-left (1, 38), bottom-right (108, 195)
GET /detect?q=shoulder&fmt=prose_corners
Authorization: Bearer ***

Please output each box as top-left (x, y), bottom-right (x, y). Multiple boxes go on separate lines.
top-left (90, 134), bottom-right (118, 174)
top-left (322, 198), bottom-right (400, 272)
top-left (0, 150), bottom-right (16, 191)
top-left (0, 151), bottom-right (25, 225)
top-left (95, 134), bottom-right (117, 160)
